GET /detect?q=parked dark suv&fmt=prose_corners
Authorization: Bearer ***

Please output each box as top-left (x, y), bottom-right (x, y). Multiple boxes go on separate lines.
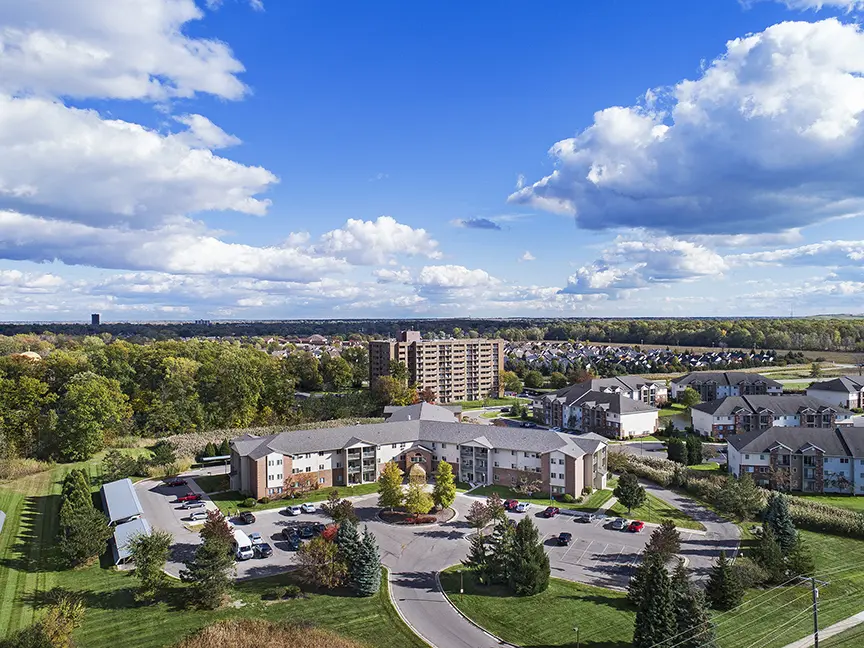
top-left (239, 511), bottom-right (256, 524)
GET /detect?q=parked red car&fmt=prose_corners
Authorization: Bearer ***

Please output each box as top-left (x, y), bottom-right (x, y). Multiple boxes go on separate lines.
top-left (164, 478), bottom-right (187, 487)
top-left (503, 499), bottom-right (519, 511)
top-left (543, 506), bottom-right (560, 518)
top-left (176, 493), bottom-right (201, 503)
top-left (628, 520), bottom-right (645, 533)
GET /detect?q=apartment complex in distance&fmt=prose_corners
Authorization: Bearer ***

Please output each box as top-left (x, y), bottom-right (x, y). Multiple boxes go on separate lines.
top-left (230, 403), bottom-right (608, 499)
top-left (369, 330), bottom-right (504, 403)
top-left (806, 376), bottom-right (864, 410)
top-left (727, 426), bottom-right (864, 494)
top-left (670, 371), bottom-right (782, 401)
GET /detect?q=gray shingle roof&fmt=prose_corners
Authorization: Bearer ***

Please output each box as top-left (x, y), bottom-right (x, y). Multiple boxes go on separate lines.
top-left (233, 415), bottom-right (606, 460)
top-left (672, 371), bottom-right (781, 388)
top-left (577, 391), bottom-right (658, 414)
top-left (543, 377), bottom-right (663, 407)
top-left (808, 376), bottom-right (864, 394)
top-left (693, 395), bottom-right (851, 417)
top-left (112, 517), bottom-right (151, 564)
top-left (383, 402), bottom-right (460, 422)
top-left (727, 426), bottom-right (864, 456)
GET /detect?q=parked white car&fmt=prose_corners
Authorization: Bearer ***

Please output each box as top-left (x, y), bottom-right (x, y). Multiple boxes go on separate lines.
top-left (249, 532), bottom-right (263, 545)
top-left (286, 505), bottom-right (302, 516)
top-left (189, 510), bottom-right (208, 522)
top-left (515, 502), bottom-right (530, 513)
top-left (301, 503), bottom-right (316, 514)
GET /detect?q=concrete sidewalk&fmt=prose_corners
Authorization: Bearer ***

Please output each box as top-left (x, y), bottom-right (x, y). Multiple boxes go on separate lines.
top-left (781, 611), bottom-right (864, 648)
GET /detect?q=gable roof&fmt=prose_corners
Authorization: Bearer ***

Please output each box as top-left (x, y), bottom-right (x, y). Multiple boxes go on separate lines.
top-left (383, 402), bottom-right (461, 422)
top-left (100, 478), bottom-right (144, 525)
top-left (577, 391), bottom-right (658, 414)
top-left (672, 371), bottom-right (781, 389)
top-left (693, 395), bottom-right (851, 418)
top-left (727, 426), bottom-right (864, 456)
top-left (232, 407), bottom-right (607, 461)
top-left (807, 376), bottom-right (864, 394)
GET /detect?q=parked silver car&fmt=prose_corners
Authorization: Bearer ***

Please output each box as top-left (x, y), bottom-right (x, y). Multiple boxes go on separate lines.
top-left (610, 517), bottom-right (628, 530)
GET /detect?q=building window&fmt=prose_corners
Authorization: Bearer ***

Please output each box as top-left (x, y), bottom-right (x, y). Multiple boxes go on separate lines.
top-left (431, 443), bottom-right (436, 449)
top-left (493, 448), bottom-right (498, 454)
top-left (336, 462), bottom-right (342, 468)
top-left (511, 463), bottom-right (517, 469)
top-left (442, 456), bottom-right (447, 462)
top-left (292, 468), bottom-right (298, 474)
top-left (494, 462), bottom-right (499, 467)
top-left (319, 464), bottom-right (325, 470)
top-left (442, 443), bottom-right (447, 448)
top-left (510, 476), bottom-right (516, 484)
top-left (319, 451), bottom-right (324, 456)
top-left (840, 458), bottom-right (850, 464)
top-left (433, 455), bottom-right (438, 461)
top-left (494, 474), bottom-right (499, 482)
top-left (277, 459), bottom-right (282, 465)
top-left (745, 454), bottom-right (750, 460)
top-left (511, 450), bottom-right (516, 456)
top-left (305, 467), bottom-right (311, 472)
top-left (337, 474), bottom-right (343, 483)
top-left (318, 477), bottom-right (325, 484)
top-left (760, 455), bottom-right (765, 460)
top-left (392, 444), bottom-right (397, 449)
top-left (411, 456), bottom-right (423, 463)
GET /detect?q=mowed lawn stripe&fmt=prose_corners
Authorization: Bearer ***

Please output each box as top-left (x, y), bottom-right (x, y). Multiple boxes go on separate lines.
top-left (0, 486), bottom-right (26, 635)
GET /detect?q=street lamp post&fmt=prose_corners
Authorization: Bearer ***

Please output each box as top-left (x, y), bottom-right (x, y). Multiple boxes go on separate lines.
top-left (573, 626), bottom-right (580, 648)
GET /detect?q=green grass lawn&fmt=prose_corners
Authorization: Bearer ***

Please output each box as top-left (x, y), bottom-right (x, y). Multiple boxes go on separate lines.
top-left (191, 474), bottom-right (229, 493)
top-left (821, 624), bottom-right (864, 647)
top-left (210, 482), bottom-right (380, 514)
top-left (0, 456), bottom-right (423, 648)
top-left (608, 491), bottom-right (705, 530)
top-left (479, 411), bottom-right (500, 419)
top-left (451, 397), bottom-right (529, 410)
top-left (439, 529), bottom-right (864, 648)
top-left (439, 567), bottom-right (636, 647)
top-left (688, 462), bottom-right (721, 472)
top-left (792, 493), bottom-right (864, 513)
top-left (469, 483), bottom-right (616, 513)
top-left (455, 481), bottom-right (472, 492)
top-left (658, 403), bottom-right (687, 418)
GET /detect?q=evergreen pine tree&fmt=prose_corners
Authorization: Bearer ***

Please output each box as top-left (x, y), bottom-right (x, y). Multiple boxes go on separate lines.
top-left (628, 551), bottom-right (664, 607)
top-left (632, 553), bottom-right (676, 648)
top-left (335, 520), bottom-right (362, 571)
top-left (507, 517), bottom-right (550, 596)
top-left (685, 435), bottom-right (703, 466)
top-left (351, 527), bottom-right (381, 597)
top-left (218, 438), bottom-right (231, 456)
top-left (753, 526), bottom-right (786, 584)
top-left (763, 493), bottom-right (797, 554)
top-left (786, 533), bottom-right (815, 578)
top-left (705, 551), bottom-right (743, 610)
top-left (486, 520), bottom-right (515, 585)
top-left (462, 533), bottom-right (489, 583)
top-left (645, 519), bottom-right (681, 560)
top-left (669, 561), bottom-right (718, 648)
top-left (203, 442), bottom-right (217, 459)
top-left (180, 535), bottom-right (234, 609)
top-left (667, 438), bottom-right (687, 465)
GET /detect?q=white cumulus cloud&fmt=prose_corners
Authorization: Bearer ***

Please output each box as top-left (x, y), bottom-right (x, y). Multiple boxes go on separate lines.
top-left (510, 19), bottom-right (864, 236)
top-left (315, 216), bottom-right (441, 265)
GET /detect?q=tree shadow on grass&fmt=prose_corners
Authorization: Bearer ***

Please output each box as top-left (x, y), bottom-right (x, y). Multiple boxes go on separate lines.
top-left (0, 493), bottom-right (64, 575)
top-left (523, 642), bottom-right (631, 648)
top-left (567, 593), bottom-right (635, 613)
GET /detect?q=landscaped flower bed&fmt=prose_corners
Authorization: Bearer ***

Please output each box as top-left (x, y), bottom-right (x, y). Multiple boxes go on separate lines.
top-left (378, 507), bottom-right (455, 525)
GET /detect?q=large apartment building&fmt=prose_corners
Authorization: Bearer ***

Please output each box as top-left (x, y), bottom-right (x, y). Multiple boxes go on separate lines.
top-left (229, 403), bottom-right (608, 500)
top-left (806, 376), bottom-right (864, 410)
top-left (691, 395), bottom-right (854, 438)
top-left (536, 377), bottom-right (664, 438)
top-left (727, 426), bottom-right (864, 495)
top-left (671, 371), bottom-right (782, 401)
top-left (368, 330), bottom-right (504, 403)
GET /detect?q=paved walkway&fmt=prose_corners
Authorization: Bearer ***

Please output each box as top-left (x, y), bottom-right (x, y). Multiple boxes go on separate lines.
top-left (781, 611), bottom-right (864, 648)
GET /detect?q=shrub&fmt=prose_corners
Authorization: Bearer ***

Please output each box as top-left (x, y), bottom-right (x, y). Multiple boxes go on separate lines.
top-left (560, 493), bottom-right (575, 504)
top-left (405, 515), bottom-right (436, 524)
top-left (581, 487), bottom-right (593, 496)
top-left (259, 497), bottom-right (270, 504)
top-left (284, 584), bottom-right (302, 598)
top-left (0, 457), bottom-right (53, 481)
top-left (262, 588), bottom-right (284, 600)
top-left (242, 498), bottom-right (257, 508)
top-left (731, 560), bottom-right (770, 588)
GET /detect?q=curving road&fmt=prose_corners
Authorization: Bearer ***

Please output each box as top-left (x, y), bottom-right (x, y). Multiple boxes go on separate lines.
top-left (136, 477), bottom-right (739, 648)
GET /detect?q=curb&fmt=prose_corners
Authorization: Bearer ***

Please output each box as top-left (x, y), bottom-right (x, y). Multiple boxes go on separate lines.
top-left (434, 571), bottom-right (520, 648)
top-left (386, 569), bottom-right (435, 648)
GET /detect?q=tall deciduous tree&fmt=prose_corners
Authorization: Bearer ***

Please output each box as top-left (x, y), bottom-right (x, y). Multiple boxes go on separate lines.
top-left (679, 387), bottom-right (701, 409)
top-left (321, 490), bottom-right (358, 524)
top-left (465, 500), bottom-right (490, 531)
top-left (717, 473), bottom-right (764, 521)
top-left (486, 493), bottom-right (506, 522)
top-left (499, 370), bottom-right (523, 394)
top-left (508, 518), bottom-right (550, 596)
top-left (432, 461), bottom-right (456, 509)
top-left (56, 372), bottom-right (130, 461)
top-left (127, 529), bottom-right (174, 601)
top-left (523, 371), bottom-right (544, 389)
top-left (614, 472), bottom-right (647, 514)
top-left (403, 480), bottom-right (433, 516)
top-left (295, 536), bottom-right (348, 589)
top-left (377, 461), bottom-right (404, 511)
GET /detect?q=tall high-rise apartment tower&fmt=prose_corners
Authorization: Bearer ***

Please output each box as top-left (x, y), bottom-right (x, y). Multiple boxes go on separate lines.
top-left (369, 330), bottom-right (504, 403)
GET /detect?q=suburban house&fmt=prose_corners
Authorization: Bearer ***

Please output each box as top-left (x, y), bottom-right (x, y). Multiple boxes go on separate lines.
top-left (806, 376), bottom-right (864, 410)
top-left (230, 403), bottom-right (608, 500)
top-left (670, 371), bottom-right (782, 401)
top-left (691, 395), bottom-right (855, 438)
top-left (536, 377), bottom-right (663, 437)
top-left (727, 426), bottom-right (864, 495)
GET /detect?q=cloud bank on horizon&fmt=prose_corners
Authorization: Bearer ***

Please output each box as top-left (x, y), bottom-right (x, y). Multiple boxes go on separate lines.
top-left (1, 0), bottom-right (864, 320)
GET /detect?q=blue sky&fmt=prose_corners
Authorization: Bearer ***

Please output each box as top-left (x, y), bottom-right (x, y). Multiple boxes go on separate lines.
top-left (1, 0), bottom-right (864, 321)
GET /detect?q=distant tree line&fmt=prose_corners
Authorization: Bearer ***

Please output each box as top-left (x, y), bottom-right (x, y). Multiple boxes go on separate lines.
top-left (1, 316), bottom-right (862, 352)
top-left (0, 335), bottom-right (379, 464)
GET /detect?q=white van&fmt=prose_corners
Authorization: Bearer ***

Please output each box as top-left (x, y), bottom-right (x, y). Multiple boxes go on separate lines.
top-left (232, 528), bottom-right (254, 561)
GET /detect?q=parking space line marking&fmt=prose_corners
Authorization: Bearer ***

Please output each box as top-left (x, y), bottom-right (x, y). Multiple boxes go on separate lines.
top-left (560, 538), bottom-right (578, 560)
top-left (574, 540), bottom-right (595, 565)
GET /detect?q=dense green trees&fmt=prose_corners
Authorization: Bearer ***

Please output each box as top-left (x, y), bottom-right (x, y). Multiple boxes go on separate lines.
top-left (432, 460), bottom-right (456, 509)
top-left (56, 372), bottom-right (131, 461)
top-left (127, 529), bottom-right (174, 601)
top-left (706, 551), bottom-right (743, 610)
top-left (57, 470), bottom-right (111, 568)
top-left (631, 554), bottom-right (675, 648)
top-left (377, 462), bottom-right (404, 510)
top-left (181, 514), bottom-right (235, 609)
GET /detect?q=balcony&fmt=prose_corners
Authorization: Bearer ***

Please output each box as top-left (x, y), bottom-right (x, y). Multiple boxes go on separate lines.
top-left (348, 466), bottom-right (361, 475)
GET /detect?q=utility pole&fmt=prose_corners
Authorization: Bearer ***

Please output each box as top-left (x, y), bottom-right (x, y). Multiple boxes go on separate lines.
top-left (804, 575), bottom-right (830, 648)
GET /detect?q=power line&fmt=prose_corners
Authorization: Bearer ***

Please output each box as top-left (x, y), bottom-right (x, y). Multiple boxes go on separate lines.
top-left (741, 607), bottom-right (814, 648)
top-left (715, 591), bottom-right (813, 643)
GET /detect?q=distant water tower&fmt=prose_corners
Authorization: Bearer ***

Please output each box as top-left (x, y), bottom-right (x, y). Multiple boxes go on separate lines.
top-left (91, 313), bottom-right (100, 326)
